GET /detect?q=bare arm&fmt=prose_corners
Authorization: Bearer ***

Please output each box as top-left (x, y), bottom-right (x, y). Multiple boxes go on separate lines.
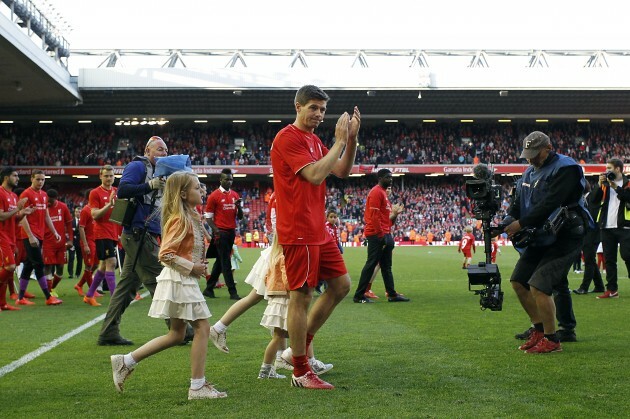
top-left (45, 211), bottom-right (61, 241)
top-left (79, 226), bottom-right (90, 254)
top-left (331, 106), bottom-right (360, 178)
top-left (300, 113), bottom-right (350, 185)
top-left (20, 216), bottom-right (37, 245)
top-left (92, 190), bottom-right (116, 220)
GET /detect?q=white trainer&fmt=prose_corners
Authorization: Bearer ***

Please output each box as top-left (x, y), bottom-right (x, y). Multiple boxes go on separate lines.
top-left (309, 358), bottom-right (333, 376)
top-left (280, 347), bottom-right (293, 366)
top-left (188, 382), bottom-right (228, 400)
top-left (209, 326), bottom-right (229, 354)
top-left (111, 354), bottom-right (134, 393)
top-left (275, 357), bottom-right (294, 371)
top-left (258, 366), bottom-right (287, 379)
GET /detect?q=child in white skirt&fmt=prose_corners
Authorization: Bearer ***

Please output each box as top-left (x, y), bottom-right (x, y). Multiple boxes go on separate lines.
top-left (110, 171), bottom-right (227, 400)
top-left (258, 243), bottom-right (289, 379)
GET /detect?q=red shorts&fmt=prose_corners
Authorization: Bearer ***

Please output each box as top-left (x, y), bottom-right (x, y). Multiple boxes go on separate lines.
top-left (282, 235), bottom-right (347, 290)
top-left (43, 244), bottom-right (67, 265)
top-left (82, 243), bottom-right (97, 267)
top-left (0, 243), bottom-right (16, 267)
top-left (15, 239), bottom-right (26, 264)
top-left (462, 250), bottom-right (473, 258)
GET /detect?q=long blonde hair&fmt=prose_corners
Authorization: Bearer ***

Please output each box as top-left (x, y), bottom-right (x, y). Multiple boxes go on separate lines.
top-left (161, 171), bottom-right (199, 246)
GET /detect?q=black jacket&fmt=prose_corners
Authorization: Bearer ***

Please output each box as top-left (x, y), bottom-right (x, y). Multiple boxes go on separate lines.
top-left (591, 174), bottom-right (630, 229)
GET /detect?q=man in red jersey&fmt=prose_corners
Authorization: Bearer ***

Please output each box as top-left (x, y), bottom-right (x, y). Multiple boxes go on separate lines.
top-left (203, 168), bottom-right (243, 300)
top-left (85, 165), bottom-right (118, 306)
top-left (270, 85), bottom-right (359, 389)
top-left (0, 167), bottom-right (33, 311)
top-left (75, 201), bottom-right (99, 297)
top-left (458, 225), bottom-right (476, 269)
top-left (16, 170), bottom-right (63, 306)
top-left (352, 169), bottom-right (409, 303)
top-left (43, 189), bottom-right (73, 296)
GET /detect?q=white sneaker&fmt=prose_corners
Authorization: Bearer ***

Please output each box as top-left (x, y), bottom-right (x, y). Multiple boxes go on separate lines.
top-left (275, 357), bottom-right (294, 371)
top-left (111, 354), bottom-right (134, 393)
top-left (309, 358), bottom-right (333, 376)
top-left (188, 382), bottom-right (228, 400)
top-left (209, 326), bottom-right (229, 354)
top-left (258, 366), bottom-right (286, 379)
top-left (280, 347), bottom-right (293, 366)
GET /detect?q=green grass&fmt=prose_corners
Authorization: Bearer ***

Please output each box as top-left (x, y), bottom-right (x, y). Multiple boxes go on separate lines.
top-left (1, 246), bottom-right (629, 418)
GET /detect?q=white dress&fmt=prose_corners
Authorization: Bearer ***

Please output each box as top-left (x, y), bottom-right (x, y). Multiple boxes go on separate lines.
top-left (244, 247), bottom-right (273, 296)
top-left (148, 221), bottom-right (211, 321)
top-left (260, 295), bottom-right (288, 332)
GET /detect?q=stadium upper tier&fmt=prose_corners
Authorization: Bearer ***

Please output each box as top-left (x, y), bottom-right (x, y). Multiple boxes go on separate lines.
top-left (1, 121), bottom-right (628, 168)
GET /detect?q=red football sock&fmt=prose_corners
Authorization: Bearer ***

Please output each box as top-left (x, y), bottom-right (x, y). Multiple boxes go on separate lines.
top-left (366, 283), bottom-right (372, 292)
top-left (78, 270), bottom-right (92, 287)
top-left (0, 269), bottom-right (9, 306)
top-left (7, 272), bottom-right (16, 294)
top-left (47, 279), bottom-right (53, 290)
top-left (52, 274), bottom-right (62, 289)
top-left (292, 355), bottom-right (310, 377)
top-left (305, 333), bottom-right (314, 353)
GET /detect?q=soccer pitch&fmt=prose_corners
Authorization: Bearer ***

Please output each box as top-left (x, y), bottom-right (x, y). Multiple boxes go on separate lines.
top-left (1, 245), bottom-right (628, 418)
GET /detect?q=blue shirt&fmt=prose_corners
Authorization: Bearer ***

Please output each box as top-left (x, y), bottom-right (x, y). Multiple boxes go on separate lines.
top-left (117, 160), bottom-right (161, 234)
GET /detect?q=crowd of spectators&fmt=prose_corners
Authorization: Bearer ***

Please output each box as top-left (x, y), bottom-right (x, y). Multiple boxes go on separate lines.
top-left (327, 177), bottom-right (512, 245)
top-left (49, 177), bottom-right (504, 244)
top-left (2, 121), bottom-right (630, 167)
top-left (7, 119), bottom-right (610, 245)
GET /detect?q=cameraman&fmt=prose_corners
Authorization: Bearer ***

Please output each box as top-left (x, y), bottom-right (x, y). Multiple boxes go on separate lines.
top-left (592, 158), bottom-right (630, 299)
top-left (504, 131), bottom-right (591, 354)
top-left (97, 136), bottom-right (192, 346)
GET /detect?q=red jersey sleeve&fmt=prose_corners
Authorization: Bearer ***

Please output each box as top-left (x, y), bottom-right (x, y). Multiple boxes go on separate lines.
top-left (275, 129), bottom-right (329, 175)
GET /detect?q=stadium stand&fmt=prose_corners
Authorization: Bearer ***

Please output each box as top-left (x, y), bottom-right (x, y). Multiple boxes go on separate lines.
top-left (2, 121), bottom-right (630, 167)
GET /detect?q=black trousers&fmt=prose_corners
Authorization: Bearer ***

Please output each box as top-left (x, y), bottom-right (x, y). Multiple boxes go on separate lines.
top-left (207, 229), bottom-right (239, 297)
top-left (20, 239), bottom-right (45, 280)
top-left (553, 280), bottom-right (576, 331)
top-left (601, 228), bottom-right (630, 292)
top-left (67, 246), bottom-right (83, 277)
top-left (353, 234), bottom-right (398, 299)
top-left (578, 227), bottom-right (604, 291)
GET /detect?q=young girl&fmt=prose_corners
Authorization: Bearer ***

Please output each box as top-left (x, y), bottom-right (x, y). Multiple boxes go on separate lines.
top-left (258, 239), bottom-right (289, 379)
top-left (230, 243), bottom-right (243, 277)
top-left (110, 171), bottom-right (227, 400)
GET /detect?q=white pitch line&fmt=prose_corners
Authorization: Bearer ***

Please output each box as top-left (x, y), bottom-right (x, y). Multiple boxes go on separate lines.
top-left (0, 291), bottom-right (150, 378)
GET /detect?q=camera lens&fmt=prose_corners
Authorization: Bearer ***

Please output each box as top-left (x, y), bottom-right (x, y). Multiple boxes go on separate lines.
top-left (607, 171), bottom-right (617, 182)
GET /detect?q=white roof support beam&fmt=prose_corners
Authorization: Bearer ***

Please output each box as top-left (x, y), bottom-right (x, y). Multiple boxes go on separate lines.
top-left (584, 50), bottom-right (609, 68)
top-left (468, 51), bottom-right (489, 68)
top-left (528, 50), bottom-right (549, 68)
top-left (351, 50), bottom-right (369, 68)
top-left (226, 50), bottom-right (247, 68)
top-left (163, 50), bottom-right (186, 68)
top-left (289, 50), bottom-right (308, 68)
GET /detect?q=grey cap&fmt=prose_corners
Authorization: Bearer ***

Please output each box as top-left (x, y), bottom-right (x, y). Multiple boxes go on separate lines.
top-left (520, 131), bottom-right (551, 159)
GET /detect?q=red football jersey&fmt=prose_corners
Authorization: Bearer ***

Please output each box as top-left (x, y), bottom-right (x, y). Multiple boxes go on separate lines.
top-left (325, 220), bottom-right (340, 244)
top-left (491, 241), bottom-right (499, 260)
top-left (0, 186), bottom-right (18, 245)
top-left (205, 187), bottom-right (240, 230)
top-left (270, 124), bottom-right (329, 245)
top-left (363, 185), bottom-right (391, 237)
top-left (18, 187), bottom-right (48, 240)
top-left (45, 200), bottom-right (72, 243)
top-left (79, 205), bottom-right (95, 244)
top-left (89, 185), bottom-right (119, 241)
top-left (459, 233), bottom-right (476, 253)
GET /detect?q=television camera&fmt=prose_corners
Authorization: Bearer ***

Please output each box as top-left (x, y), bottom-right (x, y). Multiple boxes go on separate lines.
top-left (465, 164), bottom-right (504, 311)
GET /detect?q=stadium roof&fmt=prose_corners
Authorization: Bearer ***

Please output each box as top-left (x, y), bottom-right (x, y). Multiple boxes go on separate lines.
top-left (4, 4), bottom-right (630, 123)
